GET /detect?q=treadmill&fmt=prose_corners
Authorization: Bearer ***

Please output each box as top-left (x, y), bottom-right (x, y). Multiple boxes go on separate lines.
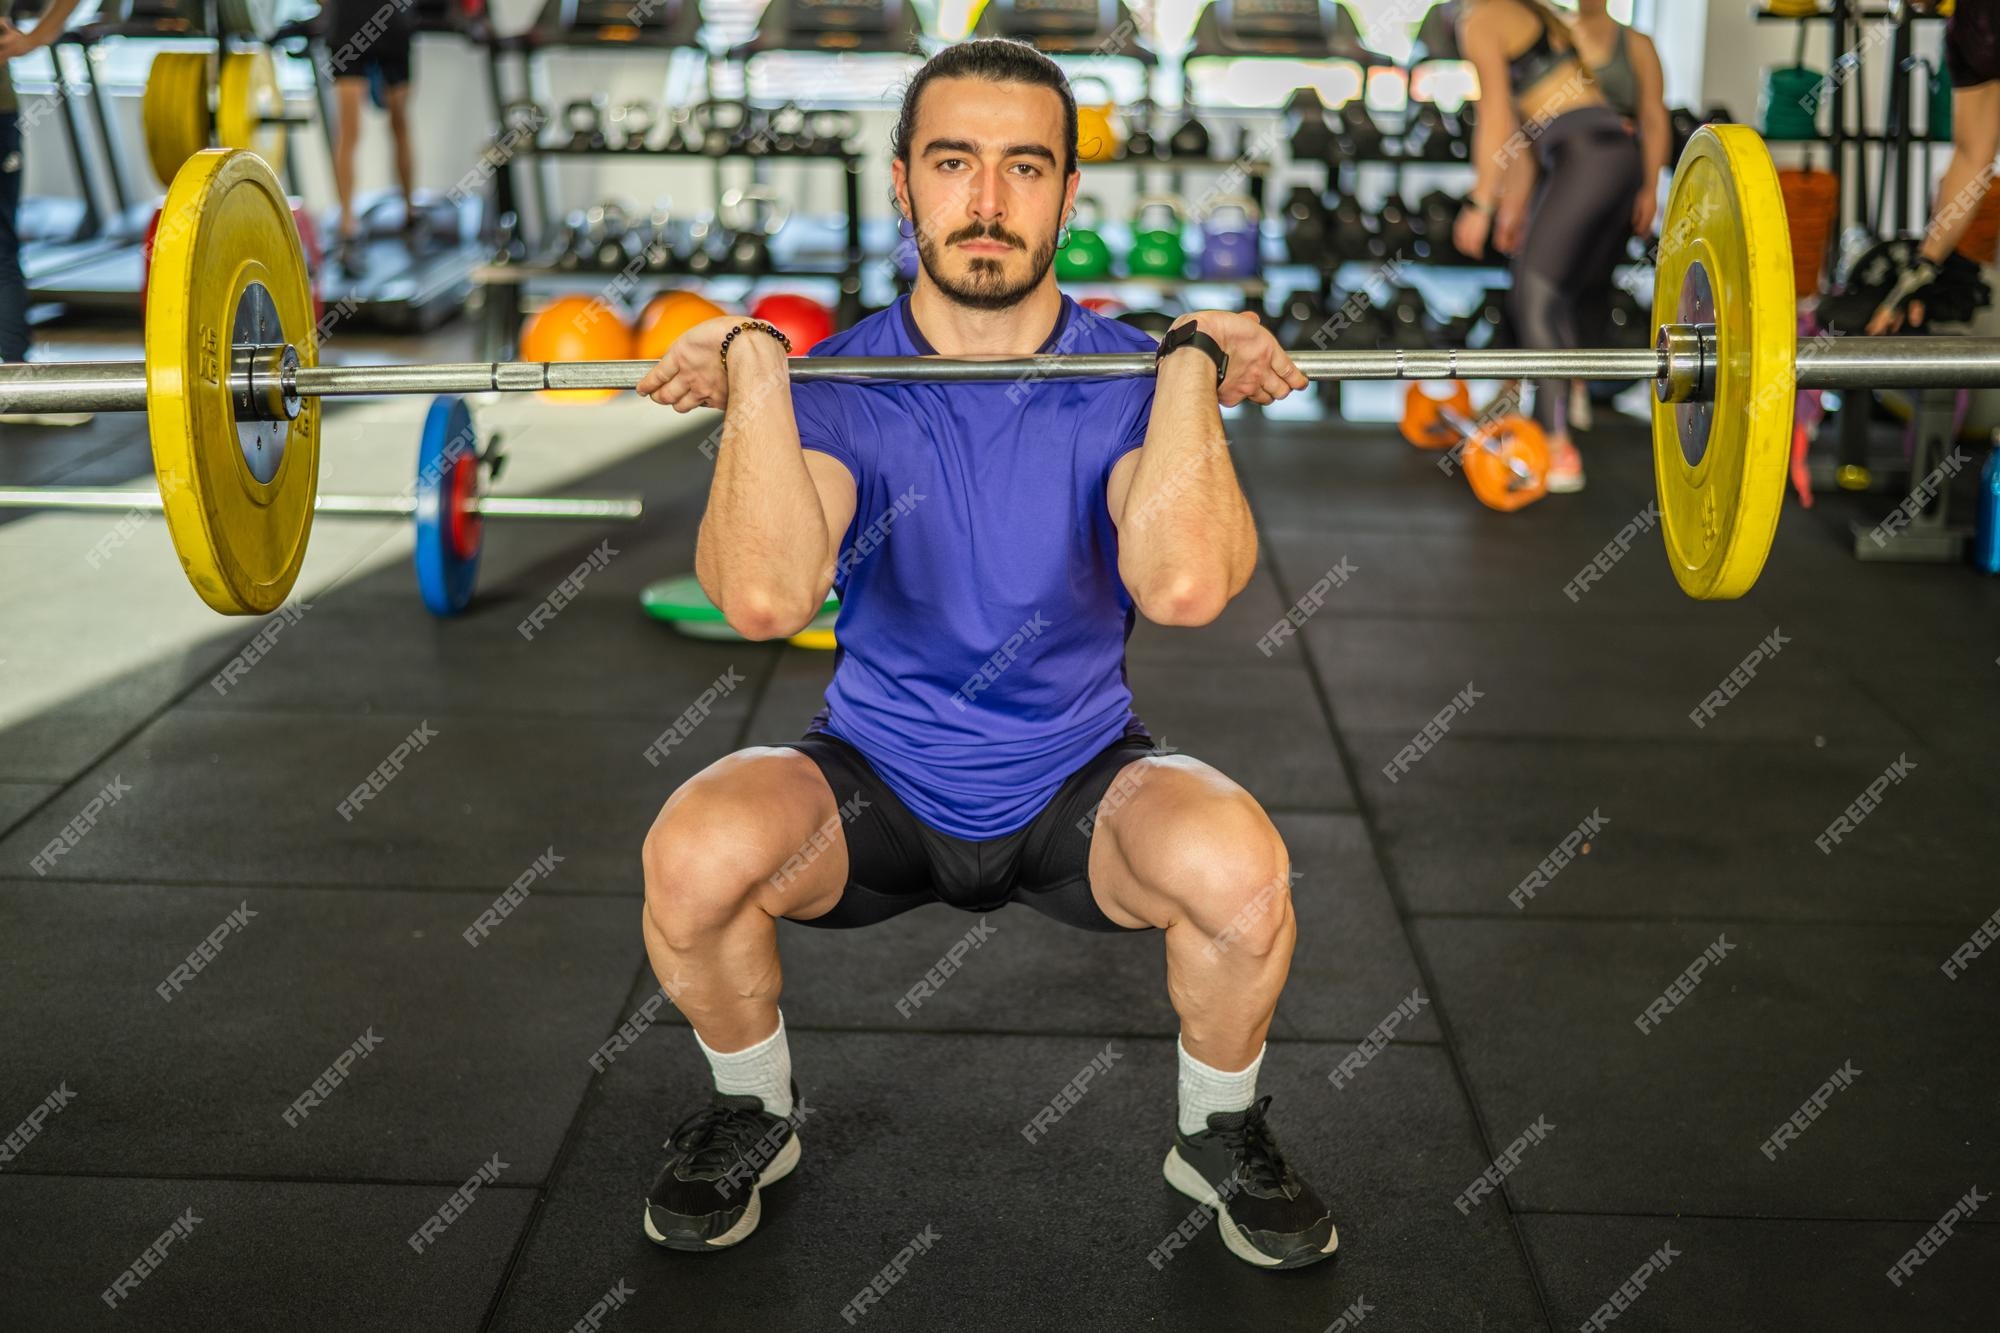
top-left (971, 0), bottom-right (1153, 61)
top-left (727, 0), bottom-right (923, 57)
top-left (14, 0), bottom-right (155, 301)
top-left (290, 0), bottom-right (503, 331)
top-left (27, 0), bottom-right (226, 311)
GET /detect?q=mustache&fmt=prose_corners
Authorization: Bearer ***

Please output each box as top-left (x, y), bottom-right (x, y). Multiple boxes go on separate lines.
top-left (945, 223), bottom-right (1026, 250)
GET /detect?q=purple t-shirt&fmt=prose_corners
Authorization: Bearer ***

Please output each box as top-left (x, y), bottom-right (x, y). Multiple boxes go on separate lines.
top-left (790, 295), bottom-right (1158, 839)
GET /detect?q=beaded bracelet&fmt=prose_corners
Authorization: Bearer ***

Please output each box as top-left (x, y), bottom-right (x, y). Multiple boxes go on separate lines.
top-left (718, 319), bottom-right (792, 370)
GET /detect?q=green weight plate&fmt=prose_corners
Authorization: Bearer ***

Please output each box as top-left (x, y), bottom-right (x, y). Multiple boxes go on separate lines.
top-left (640, 574), bottom-right (837, 624)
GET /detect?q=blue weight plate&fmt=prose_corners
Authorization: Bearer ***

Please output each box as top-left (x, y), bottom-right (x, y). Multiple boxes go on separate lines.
top-left (413, 395), bottom-right (482, 616)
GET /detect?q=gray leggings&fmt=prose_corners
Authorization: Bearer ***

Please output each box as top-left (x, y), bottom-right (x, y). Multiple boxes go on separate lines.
top-left (1510, 106), bottom-right (1644, 436)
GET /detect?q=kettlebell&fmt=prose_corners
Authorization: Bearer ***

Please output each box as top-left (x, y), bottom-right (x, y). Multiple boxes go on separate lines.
top-left (564, 98), bottom-right (607, 152)
top-left (1128, 98), bottom-right (1160, 158)
top-left (1379, 192), bottom-right (1418, 258)
top-left (1419, 191), bottom-right (1460, 259)
top-left (1328, 195), bottom-right (1374, 262)
top-left (1283, 186), bottom-right (1328, 266)
top-left (721, 186), bottom-right (786, 275)
top-left (1382, 285), bottom-right (1430, 349)
top-left (1285, 87), bottom-right (1333, 161)
top-left (1274, 288), bottom-right (1332, 350)
top-left (1199, 195), bottom-right (1261, 280)
top-left (1337, 99), bottom-right (1383, 158)
top-left (1055, 196), bottom-right (1113, 281)
top-left (1407, 101), bottom-right (1455, 162)
top-left (1127, 194), bottom-right (1189, 279)
top-left (1169, 112), bottom-right (1212, 160)
top-left (1072, 76), bottom-right (1122, 163)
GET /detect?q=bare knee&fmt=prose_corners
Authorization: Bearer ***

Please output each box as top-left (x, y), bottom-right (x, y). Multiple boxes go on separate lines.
top-left (1120, 767), bottom-right (1291, 948)
top-left (641, 749), bottom-right (823, 950)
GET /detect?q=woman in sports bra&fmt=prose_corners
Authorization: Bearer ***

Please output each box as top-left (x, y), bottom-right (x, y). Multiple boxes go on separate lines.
top-left (1453, 0), bottom-right (1645, 494)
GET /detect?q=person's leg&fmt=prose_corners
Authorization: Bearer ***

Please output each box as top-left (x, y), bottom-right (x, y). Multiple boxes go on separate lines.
top-left (383, 86), bottom-right (415, 219)
top-left (0, 111), bottom-right (28, 365)
top-left (380, 45), bottom-right (416, 223)
top-left (331, 77), bottom-right (366, 241)
top-left (1085, 755), bottom-right (1293, 1072)
top-left (1082, 753), bottom-right (1334, 1269)
top-left (640, 747), bottom-right (851, 1055)
top-left (1509, 118), bottom-right (1645, 490)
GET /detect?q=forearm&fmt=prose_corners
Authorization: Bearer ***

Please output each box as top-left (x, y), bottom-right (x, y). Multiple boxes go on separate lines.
top-left (1920, 151), bottom-right (1999, 264)
top-left (694, 339), bottom-right (832, 638)
top-left (1473, 106), bottom-right (1522, 204)
top-left (31, 0), bottom-right (83, 38)
top-left (1117, 354), bottom-right (1257, 626)
top-left (1640, 109), bottom-right (1671, 191)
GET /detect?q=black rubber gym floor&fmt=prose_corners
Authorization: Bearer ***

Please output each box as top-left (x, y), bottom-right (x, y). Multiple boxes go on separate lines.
top-left (2, 404), bottom-right (1997, 1331)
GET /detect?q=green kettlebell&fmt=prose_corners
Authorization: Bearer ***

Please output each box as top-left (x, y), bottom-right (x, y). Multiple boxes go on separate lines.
top-left (1056, 196), bottom-right (1113, 281)
top-left (1127, 194), bottom-right (1188, 279)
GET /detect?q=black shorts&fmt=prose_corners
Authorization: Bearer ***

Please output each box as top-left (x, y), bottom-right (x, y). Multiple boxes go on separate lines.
top-left (324, 4), bottom-right (414, 88)
top-left (780, 728), bottom-right (1162, 934)
top-left (1948, 0), bottom-right (2000, 91)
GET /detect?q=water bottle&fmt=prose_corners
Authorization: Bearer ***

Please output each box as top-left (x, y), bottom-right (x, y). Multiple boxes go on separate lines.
top-left (1975, 444), bottom-right (2000, 574)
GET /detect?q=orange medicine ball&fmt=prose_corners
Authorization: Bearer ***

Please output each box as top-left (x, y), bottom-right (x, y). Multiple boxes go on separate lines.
top-left (635, 290), bottom-right (729, 362)
top-left (519, 295), bottom-right (636, 403)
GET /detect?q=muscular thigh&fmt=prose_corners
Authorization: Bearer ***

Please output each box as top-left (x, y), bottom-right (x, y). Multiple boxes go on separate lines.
top-left (1085, 755), bottom-right (1289, 932)
top-left (649, 746), bottom-right (850, 923)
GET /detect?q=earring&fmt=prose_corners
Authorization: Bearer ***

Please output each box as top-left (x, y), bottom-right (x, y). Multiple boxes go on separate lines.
top-left (1057, 216), bottom-right (1072, 250)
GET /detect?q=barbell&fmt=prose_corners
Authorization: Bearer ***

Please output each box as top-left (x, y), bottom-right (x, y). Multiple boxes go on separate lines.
top-left (3, 128), bottom-right (1999, 616)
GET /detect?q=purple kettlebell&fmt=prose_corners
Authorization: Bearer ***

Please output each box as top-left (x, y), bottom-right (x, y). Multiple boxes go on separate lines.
top-left (1199, 194), bottom-right (1261, 280)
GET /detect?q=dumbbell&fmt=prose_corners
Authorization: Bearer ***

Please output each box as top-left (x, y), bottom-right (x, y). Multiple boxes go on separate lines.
top-left (563, 98), bottom-right (607, 152)
top-left (1399, 383), bottom-right (1551, 513)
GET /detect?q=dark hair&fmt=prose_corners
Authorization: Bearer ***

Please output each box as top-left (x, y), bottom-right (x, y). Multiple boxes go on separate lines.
top-left (891, 38), bottom-right (1078, 180)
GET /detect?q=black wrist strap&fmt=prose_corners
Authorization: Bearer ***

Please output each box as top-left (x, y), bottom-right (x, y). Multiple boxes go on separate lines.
top-left (1156, 320), bottom-right (1228, 388)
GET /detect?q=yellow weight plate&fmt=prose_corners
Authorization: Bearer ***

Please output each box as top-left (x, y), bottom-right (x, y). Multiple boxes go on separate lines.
top-left (142, 52), bottom-right (213, 188)
top-left (788, 628), bottom-right (839, 651)
top-left (216, 49), bottom-right (287, 175)
top-left (1650, 125), bottom-right (1794, 600)
top-left (147, 149), bottom-right (320, 615)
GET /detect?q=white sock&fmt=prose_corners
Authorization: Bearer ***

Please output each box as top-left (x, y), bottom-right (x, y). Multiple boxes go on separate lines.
top-left (1177, 1036), bottom-right (1264, 1137)
top-left (696, 1011), bottom-right (793, 1117)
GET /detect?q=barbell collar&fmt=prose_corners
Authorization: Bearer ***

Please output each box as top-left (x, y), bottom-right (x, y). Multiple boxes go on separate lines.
top-left (0, 487), bottom-right (644, 520)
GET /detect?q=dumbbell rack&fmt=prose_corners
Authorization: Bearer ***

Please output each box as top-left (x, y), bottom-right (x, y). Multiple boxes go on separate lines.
top-left (471, 135), bottom-right (864, 361)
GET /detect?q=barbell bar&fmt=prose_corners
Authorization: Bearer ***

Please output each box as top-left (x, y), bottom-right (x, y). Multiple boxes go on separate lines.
top-left (3, 129), bottom-right (1991, 616)
top-left (0, 487), bottom-right (644, 521)
top-left (7, 337), bottom-right (2000, 417)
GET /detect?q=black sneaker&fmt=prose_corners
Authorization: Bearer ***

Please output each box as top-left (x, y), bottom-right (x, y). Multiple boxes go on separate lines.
top-left (643, 1085), bottom-right (802, 1251)
top-left (1162, 1095), bottom-right (1338, 1269)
